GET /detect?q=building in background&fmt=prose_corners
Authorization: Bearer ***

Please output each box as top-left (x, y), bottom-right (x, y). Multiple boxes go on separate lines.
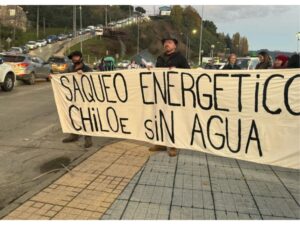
top-left (159, 6), bottom-right (171, 16)
top-left (0, 5), bottom-right (28, 31)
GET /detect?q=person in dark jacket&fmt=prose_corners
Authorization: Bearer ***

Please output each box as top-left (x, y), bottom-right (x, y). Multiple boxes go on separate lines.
top-left (62, 51), bottom-right (93, 148)
top-left (255, 51), bottom-right (272, 69)
top-left (155, 34), bottom-right (190, 69)
top-left (223, 53), bottom-right (241, 70)
top-left (149, 34), bottom-right (189, 157)
top-left (287, 54), bottom-right (300, 68)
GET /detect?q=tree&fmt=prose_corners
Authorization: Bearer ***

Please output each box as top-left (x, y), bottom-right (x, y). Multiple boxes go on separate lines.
top-left (232, 32), bottom-right (240, 55)
top-left (182, 6), bottom-right (201, 32)
top-left (203, 20), bottom-right (217, 34)
top-left (170, 5), bottom-right (184, 29)
top-left (225, 34), bottom-right (232, 51)
top-left (240, 37), bottom-right (249, 56)
top-left (135, 6), bottom-right (146, 14)
top-left (120, 5), bottom-right (134, 13)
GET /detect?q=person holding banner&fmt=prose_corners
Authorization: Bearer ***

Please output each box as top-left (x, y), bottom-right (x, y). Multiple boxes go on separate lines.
top-left (149, 34), bottom-right (190, 157)
top-left (287, 54), bottom-right (300, 68)
top-left (273, 54), bottom-right (289, 69)
top-left (62, 51), bottom-right (93, 148)
top-left (255, 51), bottom-right (272, 69)
top-left (222, 53), bottom-right (241, 70)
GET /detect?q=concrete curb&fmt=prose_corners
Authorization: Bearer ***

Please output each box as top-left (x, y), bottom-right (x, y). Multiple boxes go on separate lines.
top-left (0, 138), bottom-right (120, 219)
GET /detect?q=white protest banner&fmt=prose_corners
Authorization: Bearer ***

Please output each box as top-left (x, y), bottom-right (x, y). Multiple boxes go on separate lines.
top-left (51, 68), bottom-right (300, 169)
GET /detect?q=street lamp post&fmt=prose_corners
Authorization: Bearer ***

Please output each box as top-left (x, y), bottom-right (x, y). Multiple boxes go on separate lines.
top-left (105, 6), bottom-right (108, 27)
top-left (297, 32), bottom-right (300, 53)
top-left (188, 29), bottom-right (197, 63)
top-left (198, 5), bottom-right (204, 66)
top-left (79, 6), bottom-right (82, 53)
top-left (181, 29), bottom-right (197, 62)
top-left (297, 32), bottom-right (300, 66)
top-left (36, 6), bottom-right (39, 39)
top-left (211, 44), bottom-right (215, 59)
top-left (73, 6), bottom-right (76, 38)
top-left (137, 14), bottom-right (140, 55)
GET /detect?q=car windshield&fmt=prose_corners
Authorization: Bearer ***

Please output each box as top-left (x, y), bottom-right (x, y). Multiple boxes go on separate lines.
top-left (237, 59), bottom-right (250, 69)
top-left (1, 55), bottom-right (26, 62)
top-left (48, 57), bottom-right (65, 63)
top-left (28, 42), bottom-right (35, 44)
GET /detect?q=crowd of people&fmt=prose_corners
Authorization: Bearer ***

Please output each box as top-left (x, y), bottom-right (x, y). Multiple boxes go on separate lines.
top-left (206, 51), bottom-right (299, 70)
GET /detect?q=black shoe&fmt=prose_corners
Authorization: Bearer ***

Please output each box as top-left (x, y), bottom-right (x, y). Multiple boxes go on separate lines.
top-left (84, 136), bottom-right (93, 148)
top-left (62, 134), bottom-right (79, 143)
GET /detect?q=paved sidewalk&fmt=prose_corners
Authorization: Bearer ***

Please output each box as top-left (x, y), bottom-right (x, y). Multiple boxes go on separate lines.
top-left (2, 140), bottom-right (300, 220)
top-left (3, 141), bottom-right (152, 220)
top-left (102, 149), bottom-right (300, 220)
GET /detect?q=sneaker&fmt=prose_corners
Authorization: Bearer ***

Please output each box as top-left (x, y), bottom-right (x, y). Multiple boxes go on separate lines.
top-left (84, 136), bottom-right (93, 148)
top-left (167, 147), bottom-right (177, 157)
top-left (62, 134), bottom-right (79, 143)
top-left (149, 145), bottom-right (167, 152)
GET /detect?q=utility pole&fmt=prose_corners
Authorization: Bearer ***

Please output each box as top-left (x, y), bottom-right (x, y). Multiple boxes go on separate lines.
top-left (13, 6), bottom-right (17, 43)
top-left (73, 5), bottom-right (76, 37)
top-left (185, 35), bottom-right (189, 59)
top-left (198, 6), bottom-right (204, 66)
top-left (36, 6), bottom-right (39, 39)
top-left (79, 6), bottom-right (82, 53)
top-left (129, 5), bottom-right (131, 17)
top-left (105, 6), bottom-right (108, 27)
top-left (137, 15), bottom-right (139, 55)
top-left (43, 17), bottom-right (45, 36)
top-left (0, 22), bottom-right (2, 51)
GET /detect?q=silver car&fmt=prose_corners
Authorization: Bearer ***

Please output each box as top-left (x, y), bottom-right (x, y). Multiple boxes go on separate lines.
top-left (0, 53), bottom-right (51, 85)
top-left (26, 41), bottom-right (38, 50)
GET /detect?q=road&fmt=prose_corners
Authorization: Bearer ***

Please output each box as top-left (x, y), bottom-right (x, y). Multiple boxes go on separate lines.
top-left (0, 35), bottom-right (114, 210)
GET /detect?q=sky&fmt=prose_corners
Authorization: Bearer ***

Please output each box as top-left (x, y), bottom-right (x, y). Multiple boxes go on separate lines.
top-left (142, 5), bottom-right (300, 52)
top-left (4, 1), bottom-right (300, 52)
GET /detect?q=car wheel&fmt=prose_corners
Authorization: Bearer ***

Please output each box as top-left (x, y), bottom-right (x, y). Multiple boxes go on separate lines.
top-left (1, 73), bottom-right (14, 92)
top-left (27, 72), bottom-right (35, 85)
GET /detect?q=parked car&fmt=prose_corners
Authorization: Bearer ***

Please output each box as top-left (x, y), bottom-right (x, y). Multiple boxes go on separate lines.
top-left (87, 25), bottom-right (95, 30)
top-left (58, 34), bottom-right (67, 41)
top-left (36, 39), bottom-right (47, 47)
top-left (0, 57), bottom-right (16, 91)
top-left (0, 53), bottom-right (51, 85)
top-left (7, 47), bottom-right (23, 54)
top-left (48, 56), bottom-right (72, 73)
top-left (46, 35), bottom-right (58, 44)
top-left (117, 60), bottom-right (130, 69)
top-left (237, 57), bottom-right (259, 70)
top-left (20, 45), bottom-right (29, 54)
top-left (26, 41), bottom-right (38, 50)
top-left (67, 32), bottom-right (73, 38)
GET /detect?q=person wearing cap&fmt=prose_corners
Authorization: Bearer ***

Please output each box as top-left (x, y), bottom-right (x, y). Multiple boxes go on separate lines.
top-left (148, 34), bottom-right (190, 157)
top-left (62, 50), bottom-right (93, 148)
top-left (273, 54), bottom-right (289, 69)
